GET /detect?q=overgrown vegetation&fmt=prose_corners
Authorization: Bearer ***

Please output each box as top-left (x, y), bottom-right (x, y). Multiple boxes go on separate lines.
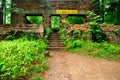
top-left (87, 11), bottom-right (104, 42)
top-left (59, 27), bottom-right (67, 45)
top-left (51, 16), bottom-right (60, 29)
top-left (0, 37), bottom-right (48, 80)
top-left (67, 16), bottom-right (84, 24)
top-left (2, 30), bottom-right (41, 41)
top-left (59, 12), bottom-right (120, 60)
top-left (65, 40), bottom-right (120, 60)
top-left (114, 27), bottom-right (120, 35)
top-left (44, 27), bottom-right (52, 42)
top-left (92, 0), bottom-right (120, 24)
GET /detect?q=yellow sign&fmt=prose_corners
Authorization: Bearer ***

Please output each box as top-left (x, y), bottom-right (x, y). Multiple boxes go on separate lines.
top-left (62, 19), bottom-right (66, 24)
top-left (56, 10), bottom-right (78, 14)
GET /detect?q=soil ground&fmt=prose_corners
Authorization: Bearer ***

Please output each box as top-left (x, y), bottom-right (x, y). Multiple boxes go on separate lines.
top-left (42, 50), bottom-right (120, 80)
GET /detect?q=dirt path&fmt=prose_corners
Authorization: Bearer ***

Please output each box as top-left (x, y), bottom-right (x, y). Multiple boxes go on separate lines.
top-left (42, 50), bottom-right (120, 80)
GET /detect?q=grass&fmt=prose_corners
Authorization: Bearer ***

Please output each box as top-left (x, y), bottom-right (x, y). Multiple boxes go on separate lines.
top-left (65, 40), bottom-right (120, 60)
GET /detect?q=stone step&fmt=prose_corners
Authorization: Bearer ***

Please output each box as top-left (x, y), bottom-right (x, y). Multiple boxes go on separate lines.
top-left (48, 37), bottom-right (61, 40)
top-left (48, 44), bottom-right (64, 47)
top-left (49, 37), bottom-right (60, 39)
top-left (49, 35), bottom-right (60, 37)
top-left (48, 32), bottom-right (64, 50)
top-left (47, 47), bottom-right (64, 50)
top-left (48, 39), bottom-right (62, 42)
top-left (48, 43), bottom-right (64, 46)
top-left (49, 34), bottom-right (59, 36)
top-left (48, 41), bottom-right (62, 44)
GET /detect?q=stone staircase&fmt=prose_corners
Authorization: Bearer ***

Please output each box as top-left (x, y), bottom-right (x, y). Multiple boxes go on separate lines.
top-left (48, 32), bottom-right (64, 50)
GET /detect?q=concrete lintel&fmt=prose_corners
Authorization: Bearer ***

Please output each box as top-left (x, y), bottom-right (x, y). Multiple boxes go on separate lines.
top-left (16, 10), bottom-right (88, 15)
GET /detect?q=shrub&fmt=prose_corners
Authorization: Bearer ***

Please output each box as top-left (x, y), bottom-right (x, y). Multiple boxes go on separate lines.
top-left (0, 37), bottom-right (47, 79)
top-left (59, 28), bottom-right (67, 44)
top-left (114, 27), bottom-right (120, 35)
top-left (87, 11), bottom-right (104, 42)
top-left (65, 40), bottom-right (83, 49)
top-left (44, 27), bottom-right (52, 42)
top-left (65, 40), bottom-right (120, 60)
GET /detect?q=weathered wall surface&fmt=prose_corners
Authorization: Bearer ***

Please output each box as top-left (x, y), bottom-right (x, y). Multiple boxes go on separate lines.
top-left (13, 0), bottom-right (93, 10)
top-left (0, 24), bottom-right (120, 45)
top-left (104, 32), bottom-right (120, 45)
top-left (0, 24), bottom-right (44, 40)
top-left (11, 0), bottom-right (93, 24)
top-left (50, 1), bottom-right (93, 10)
top-left (66, 24), bottom-right (120, 45)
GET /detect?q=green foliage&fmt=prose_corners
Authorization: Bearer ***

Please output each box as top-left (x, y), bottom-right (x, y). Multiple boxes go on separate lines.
top-left (87, 11), bottom-right (101, 24)
top-left (65, 40), bottom-right (120, 60)
top-left (27, 16), bottom-right (43, 24)
top-left (44, 27), bottom-right (52, 42)
top-left (73, 40), bottom-right (82, 47)
top-left (24, 32), bottom-right (40, 40)
top-left (114, 27), bottom-right (120, 35)
top-left (59, 28), bottom-right (67, 44)
top-left (69, 29), bottom-right (81, 40)
top-left (92, 0), bottom-right (119, 24)
top-left (0, 37), bottom-right (47, 79)
top-left (51, 16), bottom-right (60, 29)
top-left (2, 30), bottom-right (16, 40)
top-left (99, 22), bottom-right (114, 27)
top-left (66, 40), bottom-right (120, 60)
top-left (2, 30), bottom-right (40, 41)
top-left (65, 40), bottom-right (82, 49)
top-left (87, 11), bottom-right (103, 42)
top-left (67, 16), bottom-right (84, 24)
top-left (104, 11), bottom-right (117, 24)
top-left (29, 76), bottom-right (42, 80)
top-left (92, 42), bottom-right (120, 59)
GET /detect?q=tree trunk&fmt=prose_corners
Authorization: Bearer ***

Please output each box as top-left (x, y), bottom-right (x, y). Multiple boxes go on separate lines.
top-left (2, 0), bottom-right (6, 24)
top-left (100, 0), bottom-right (104, 23)
top-left (117, 0), bottom-right (120, 25)
top-left (0, 0), bottom-right (4, 24)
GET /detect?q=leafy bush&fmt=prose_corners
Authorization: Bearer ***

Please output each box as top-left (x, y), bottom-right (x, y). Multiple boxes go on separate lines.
top-left (0, 37), bottom-right (47, 79)
top-left (30, 76), bottom-right (43, 80)
top-left (92, 42), bottom-right (120, 59)
top-left (44, 27), bottom-right (52, 42)
top-left (24, 32), bottom-right (40, 40)
top-left (104, 11), bottom-right (117, 24)
top-left (65, 40), bottom-right (120, 60)
top-left (2, 30), bottom-right (41, 41)
top-left (87, 11), bottom-right (104, 42)
top-left (65, 40), bottom-right (83, 49)
top-left (59, 28), bottom-right (67, 44)
top-left (114, 27), bottom-right (120, 35)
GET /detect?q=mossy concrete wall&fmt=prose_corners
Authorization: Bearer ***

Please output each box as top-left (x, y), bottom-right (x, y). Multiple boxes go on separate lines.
top-left (66, 24), bottom-right (120, 45)
top-left (0, 24), bottom-right (120, 45)
top-left (11, 0), bottom-right (93, 25)
top-left (104, 32), bottom-right (120, 45)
